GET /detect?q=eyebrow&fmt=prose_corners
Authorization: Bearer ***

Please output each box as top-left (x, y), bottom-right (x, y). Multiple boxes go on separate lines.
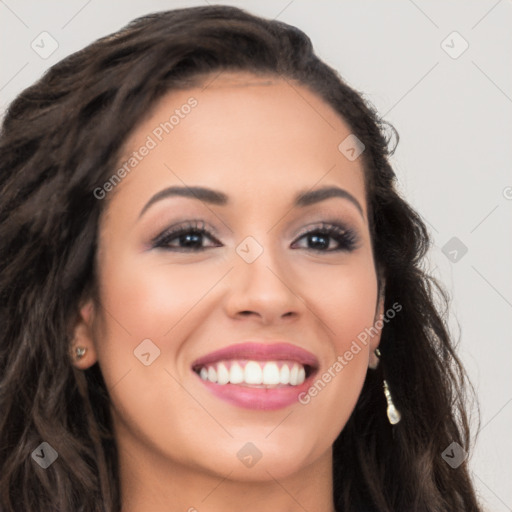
top-left (138, 185), bottom-right (364, 219)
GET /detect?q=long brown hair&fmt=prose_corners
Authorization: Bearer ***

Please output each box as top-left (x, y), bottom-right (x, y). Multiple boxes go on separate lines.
top-left (0, 5), bottom-right (482, 511)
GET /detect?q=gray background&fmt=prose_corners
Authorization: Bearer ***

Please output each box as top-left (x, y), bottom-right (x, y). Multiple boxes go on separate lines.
top-left (1, 1), bottom-right (511, 510)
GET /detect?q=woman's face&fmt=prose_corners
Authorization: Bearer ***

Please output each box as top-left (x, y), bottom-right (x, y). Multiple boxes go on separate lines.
top-left (75, 72), bottom-right (384, 483)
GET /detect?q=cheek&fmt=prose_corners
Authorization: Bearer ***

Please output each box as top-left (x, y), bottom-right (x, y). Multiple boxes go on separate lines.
top-left (302, 257), bottom-right (379, 354)
top-left (295, 263), bottom-right (377, 435)
top-left (91, 254), bottom-right (212, 443)
top-left (92, 251), bottom-right (225, 398)
top-left (328, 279), bottom-right (378, 354)
top-left (98, 251), bottom-right (219, 338)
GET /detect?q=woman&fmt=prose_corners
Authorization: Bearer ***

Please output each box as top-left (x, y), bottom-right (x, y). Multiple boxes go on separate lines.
top-left (0, 5), bottom-right (483, 512)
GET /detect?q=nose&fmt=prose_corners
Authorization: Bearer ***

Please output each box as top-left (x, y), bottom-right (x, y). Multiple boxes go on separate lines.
top-left (223, 242), bottom-right (304, 325)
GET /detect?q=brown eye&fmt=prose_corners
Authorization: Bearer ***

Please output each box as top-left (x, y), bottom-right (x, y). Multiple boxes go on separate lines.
top-left (152, 221), bottom-right (221, 252)
top-left (292, 223), bottom-right (359, 252)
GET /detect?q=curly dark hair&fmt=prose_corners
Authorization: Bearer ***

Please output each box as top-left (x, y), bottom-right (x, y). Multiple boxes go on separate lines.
top-left (0, 5), bottom-right (483, 512)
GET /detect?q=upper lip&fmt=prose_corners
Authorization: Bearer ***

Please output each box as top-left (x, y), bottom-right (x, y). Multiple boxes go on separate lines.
top-left (191, 341), bottom-right (319, 370)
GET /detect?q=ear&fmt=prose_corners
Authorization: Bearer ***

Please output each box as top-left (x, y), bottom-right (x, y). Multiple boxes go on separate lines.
top-left (69, 298), bottom-right (98, 370)
top-left (368, 277), bottom-right (386, 369)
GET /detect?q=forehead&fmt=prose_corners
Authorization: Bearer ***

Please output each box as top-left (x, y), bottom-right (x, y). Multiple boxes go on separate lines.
top-left (107, 71), bottom-right (367, 218)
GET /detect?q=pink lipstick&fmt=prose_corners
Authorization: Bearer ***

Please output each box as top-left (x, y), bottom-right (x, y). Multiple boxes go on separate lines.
top-left (191, 342), bottom-right (319, 410)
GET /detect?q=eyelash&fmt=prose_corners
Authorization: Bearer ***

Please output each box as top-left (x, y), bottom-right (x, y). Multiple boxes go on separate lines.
top-left (151, 220), bottom-right (359, 253)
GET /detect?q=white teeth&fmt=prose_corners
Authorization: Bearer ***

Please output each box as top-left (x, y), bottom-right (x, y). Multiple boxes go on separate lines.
top-left (216, 362), bottom-right (230, 385)
top-left (244, 361), bottom-right (263, 384)
top-left (197, 360), bottom-right (309, 387)
top-left (229, 362), bottom-right (244, 384)
top-left (262, 362), bottom-right (280, 385)
top-left (289, 363), bottom-right (300, 385)
top-left (207, 366), bottom-right (217, 383)
top-left (280, 364), bottom-right (290, 385)
top-left (297, 365), bottom-right (306, 385)
top-left (288, 363), bottom-right (306, 385)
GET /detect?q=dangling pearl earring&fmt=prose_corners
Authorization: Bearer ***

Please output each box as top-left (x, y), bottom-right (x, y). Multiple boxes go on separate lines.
top-left (382, 378), bottom-right (401, 425)
top-left (374, 348), bottom-right (401, 425)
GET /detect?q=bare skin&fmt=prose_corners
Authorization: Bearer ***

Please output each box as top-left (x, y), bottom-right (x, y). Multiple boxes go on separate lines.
top-left (72, 71), bottom-right (384, 512)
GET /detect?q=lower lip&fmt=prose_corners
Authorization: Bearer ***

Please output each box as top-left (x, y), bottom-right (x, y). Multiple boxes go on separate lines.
top-left (194, 372), bottom-right (315, 410)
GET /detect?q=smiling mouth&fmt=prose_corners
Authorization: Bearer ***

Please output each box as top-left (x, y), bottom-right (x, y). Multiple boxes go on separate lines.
top-left (192, 359), bottom-right (316, 388)
top-left (190, 341), bottom-right (320, 410)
